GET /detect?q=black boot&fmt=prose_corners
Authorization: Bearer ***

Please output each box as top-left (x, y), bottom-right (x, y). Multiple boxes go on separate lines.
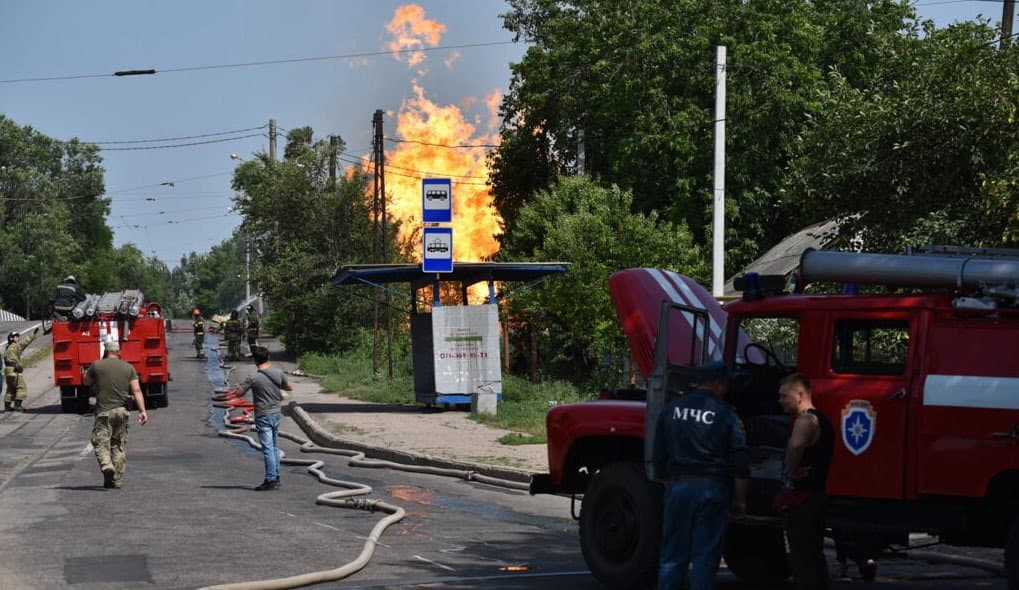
top-left (13, 400), bottom-right (24, 412)
top-left (3, 402), bottom-right (12, 413)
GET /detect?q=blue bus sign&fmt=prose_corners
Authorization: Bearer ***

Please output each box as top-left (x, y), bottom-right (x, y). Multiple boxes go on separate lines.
top-left (422, 178), bottom-right (452, 223)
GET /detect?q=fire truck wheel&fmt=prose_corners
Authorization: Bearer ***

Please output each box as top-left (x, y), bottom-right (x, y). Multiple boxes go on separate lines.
top-left (1007, 516), bottom-right (1018, 590)
top-left (60, 398), bottom-right (77, 413)
top-left (722, 524), bottom-right (789, 584)
top-left (579, 462), bottom-right (662, 589)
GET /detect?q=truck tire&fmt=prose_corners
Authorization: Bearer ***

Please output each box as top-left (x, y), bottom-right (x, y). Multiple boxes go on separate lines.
top-left (1007, 516), bottom-right (1018, 590)
top-left (579, 462), bottom-right (662, 589)
top-left (60, 386), bottom-right (77, 413)
top-left (722, 524), bottom-right (789, 584)
top-left (75, 388), bottom-right (91, 414)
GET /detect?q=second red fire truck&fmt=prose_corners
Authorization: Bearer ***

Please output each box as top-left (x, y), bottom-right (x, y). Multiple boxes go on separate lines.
top-left (531, 246), bottom-right (1019, 589)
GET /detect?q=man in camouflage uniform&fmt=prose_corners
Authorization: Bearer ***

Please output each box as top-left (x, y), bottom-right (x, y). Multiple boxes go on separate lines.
top-left (193, 309), bottom-right (206, 358)
top-left (3, 327), bottom-right (39, 412)
top-left (245, 305), bottom-right (260, 353)
top-left (224, 310), bottom-right (243, 362)
top-left (83, 340), bottom-right (149, 489)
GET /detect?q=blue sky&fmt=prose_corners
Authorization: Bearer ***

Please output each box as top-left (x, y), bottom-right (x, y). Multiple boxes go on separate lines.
top-left (0, 1), bottom-right (1009, 268)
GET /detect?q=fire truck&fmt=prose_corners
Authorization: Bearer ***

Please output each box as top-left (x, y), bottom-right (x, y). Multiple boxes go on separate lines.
top-left (52, 290), bottom-right (170, 413)
top-left (530, 247), bottom-right (1019, 589)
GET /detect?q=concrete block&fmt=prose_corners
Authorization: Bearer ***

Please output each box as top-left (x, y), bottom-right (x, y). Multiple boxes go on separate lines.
top-left (472, 391), bottom-right (497, 415)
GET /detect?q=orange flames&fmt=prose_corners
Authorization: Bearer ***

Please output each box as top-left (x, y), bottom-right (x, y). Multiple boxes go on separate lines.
top-left (386, 4), bottom-right (446, 68)
top-left (377, 4), bottom-right (503, 264)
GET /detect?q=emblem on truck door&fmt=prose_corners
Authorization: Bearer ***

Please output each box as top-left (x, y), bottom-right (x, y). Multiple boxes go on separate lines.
top-left (842, 400), bottom-right (877, 456)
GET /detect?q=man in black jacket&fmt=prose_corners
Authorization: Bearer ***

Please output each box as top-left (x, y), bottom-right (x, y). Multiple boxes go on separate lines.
top-left (653, 361), bottom-right (749, 590)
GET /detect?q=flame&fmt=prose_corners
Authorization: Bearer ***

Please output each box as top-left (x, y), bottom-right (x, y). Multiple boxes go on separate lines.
top-left (386, 4), bottom-right (445, 67)
top-left (373, 5), bottom-right (503, 268)
top-left (386, 85), bottom-right (502, 263)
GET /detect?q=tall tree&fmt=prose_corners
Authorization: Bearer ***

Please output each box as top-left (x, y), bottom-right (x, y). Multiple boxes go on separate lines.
top-left (231, 128), bottom-right (385, 354)
top-left (784, 20), bottom-right (1019, 251)
top-left (492, 0), bottom-right (915, 269)
top-left (501, 176), bottom-right (704, 384)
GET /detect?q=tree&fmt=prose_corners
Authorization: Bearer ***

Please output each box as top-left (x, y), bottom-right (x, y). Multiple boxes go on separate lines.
top-left (492, 0), bottom-right (915, 269)
top-left (501, 176), bottom-right (705, 385)
top-left (0, 115), bottom-right (111, 317)
top-left (784, 20), bottom-right (1019, 251)
top-left (231, 127), bottom-right (385, 354)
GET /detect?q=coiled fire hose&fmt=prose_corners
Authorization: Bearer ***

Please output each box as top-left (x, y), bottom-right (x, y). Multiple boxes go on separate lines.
top-left (202, 378), bottom-right (528, 590)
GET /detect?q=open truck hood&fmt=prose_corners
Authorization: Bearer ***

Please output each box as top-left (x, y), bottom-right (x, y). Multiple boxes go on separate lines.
top-left (608, 268), bottom-right (741, 379)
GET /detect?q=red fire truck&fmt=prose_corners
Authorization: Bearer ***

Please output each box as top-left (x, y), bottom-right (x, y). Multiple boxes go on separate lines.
top-left (52, 290), bottom-right (170, 413)
top-left (530, 247), bottom-right (1019, 589)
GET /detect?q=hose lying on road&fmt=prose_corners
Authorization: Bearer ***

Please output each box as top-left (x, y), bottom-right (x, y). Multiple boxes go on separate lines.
top-left (203, 379), bottom-right (529, 590)
top-left (202, 387), bottom-right (405, 590)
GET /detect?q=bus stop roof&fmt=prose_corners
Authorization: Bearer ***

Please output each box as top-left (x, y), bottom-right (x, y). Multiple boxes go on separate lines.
top-left (331, 262), bottom-right (568, 291)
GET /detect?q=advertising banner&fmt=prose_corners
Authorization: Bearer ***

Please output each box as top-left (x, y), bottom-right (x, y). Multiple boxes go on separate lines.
top-left (432, 305), bottom-right (502, 395)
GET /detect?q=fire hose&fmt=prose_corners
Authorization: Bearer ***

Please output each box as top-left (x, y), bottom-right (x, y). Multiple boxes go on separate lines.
top-left (202, 382), bottom-right (528, 590)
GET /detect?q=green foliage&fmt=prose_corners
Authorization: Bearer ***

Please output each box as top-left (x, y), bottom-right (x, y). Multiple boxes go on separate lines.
top-left (0, 115), bottom-right (175, 317)
top-left (471, 374), bottom-right (584, 442)
top-left (784, 20), bottom-right (1019, 251)
top-left (493, 0), bottom-right (916, 269)
top-left (167, 234), bottom-right (246, 318)
top-left (298, 329), bottom-right (415, 404)
top-left (231, 127), bottom-right (396, 355)
top-left (501, 176), bottom-right (704, 385)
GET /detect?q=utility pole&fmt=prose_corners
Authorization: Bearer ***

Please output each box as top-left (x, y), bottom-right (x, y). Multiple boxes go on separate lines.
top-left (269, 119), bottom-right (277, 162)
top-left (712, 46), bottom-right (727, 299)
top-left (1003, 0), bottom-right (1016, 47)
top-left (371, 110), bottom-right (384, 376)
top-left (328, 135), bottom-right (339, 191)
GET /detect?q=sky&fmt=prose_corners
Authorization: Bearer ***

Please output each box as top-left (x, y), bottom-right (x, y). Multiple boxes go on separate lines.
top-left (0, 1), bottom-right (1012, 268)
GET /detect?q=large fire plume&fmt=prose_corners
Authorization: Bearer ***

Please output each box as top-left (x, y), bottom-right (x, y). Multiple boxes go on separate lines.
top-left (378, 4), bottom-right (503, 263)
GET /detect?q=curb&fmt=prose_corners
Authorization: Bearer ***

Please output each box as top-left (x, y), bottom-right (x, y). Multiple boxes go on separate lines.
top-left (287, 400), bottom-right (533, 484)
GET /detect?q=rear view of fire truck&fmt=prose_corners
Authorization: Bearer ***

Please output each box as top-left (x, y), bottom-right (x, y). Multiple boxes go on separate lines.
top-left (52, 290), bottom-right (170, 413)
top-left (531, 246), bottom-right (1019, 589)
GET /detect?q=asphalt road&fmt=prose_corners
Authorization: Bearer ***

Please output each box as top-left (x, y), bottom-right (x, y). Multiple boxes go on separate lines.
top-left (0, 325), bottom-right (1008, 589)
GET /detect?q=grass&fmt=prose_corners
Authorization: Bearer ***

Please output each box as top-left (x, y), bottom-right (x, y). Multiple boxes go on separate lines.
top-left (471, 375), bottom-right (585, 445)
top-left (332, 424), bottom-right (368, 436)
top-left (299, 353), bottom-right (588, 445)
top-left (22, 344), bottom-right (53, 369)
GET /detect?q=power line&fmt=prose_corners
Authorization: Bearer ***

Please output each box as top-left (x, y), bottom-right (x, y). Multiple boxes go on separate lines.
top-left (338, 154), bottom-right (490, 186)
top-left (105, 171), bottom-right (233, 195)
top-left (338, 153), bottom-right (488, 180)
top-left (0, 41), bottom-right (516, 85)
top-left (384, 137), bottom-right (499, 149)
top-left (90, 125), bottom-right (266, 145)
top-left (99, 133), bottom-right (262, 151)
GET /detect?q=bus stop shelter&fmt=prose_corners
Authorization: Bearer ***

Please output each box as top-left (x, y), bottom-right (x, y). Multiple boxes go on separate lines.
top-left (331, 262), bottom-right (567, 405)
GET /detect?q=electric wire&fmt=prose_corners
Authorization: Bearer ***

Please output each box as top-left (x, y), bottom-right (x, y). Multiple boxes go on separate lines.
top-left (90, 125), bottom-right (266, 145)
top-left (99, 133), bottom-right (262, 151)
top-left (0, 41), bottom-right (517, 84)
top-left (384, 137), bottom-right (499, 149)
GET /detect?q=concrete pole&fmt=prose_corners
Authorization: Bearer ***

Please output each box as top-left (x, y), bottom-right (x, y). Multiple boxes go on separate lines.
top-left (269, 119), bottom-right (277, 162)
top-left (1003, 0), bottom-right (1016, 46)
top-left (712, 46), bottom-right (727, 298)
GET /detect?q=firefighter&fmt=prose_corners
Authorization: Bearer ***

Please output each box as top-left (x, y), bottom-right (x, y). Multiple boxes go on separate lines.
top-left (223, 310), bottom-right (243, 362)
top-left (192, 309), bottom-right (206, 358)
top-left (50, 275), bottom-right (86, 320)
top-left (652, 361), bottom-right (749, 590)
top-left (3, 327), bottom-right (40, 412)
top-left (245, 304), bottom-right (260, 352)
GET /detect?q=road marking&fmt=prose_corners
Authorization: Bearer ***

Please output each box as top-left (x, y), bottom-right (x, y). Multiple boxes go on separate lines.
top-left (413, 555), bottom-right (456, 572)
top-left (314, 522), bottom-right (340, 531)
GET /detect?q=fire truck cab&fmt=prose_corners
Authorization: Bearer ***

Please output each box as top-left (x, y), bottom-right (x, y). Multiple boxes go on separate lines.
top-left (531, 247), bottom-right (1019, 589)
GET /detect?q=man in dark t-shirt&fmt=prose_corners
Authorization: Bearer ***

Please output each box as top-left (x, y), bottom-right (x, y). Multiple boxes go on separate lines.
top-left (226, 346), bottom-right (292, 490)
top-left (83, 341), bottom-right (149, 489)
top-left (778, 373), bottom-right (835, 590)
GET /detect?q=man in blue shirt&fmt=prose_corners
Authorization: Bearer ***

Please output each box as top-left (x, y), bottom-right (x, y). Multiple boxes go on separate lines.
top-left (653, 361), bottom-right (750, 590)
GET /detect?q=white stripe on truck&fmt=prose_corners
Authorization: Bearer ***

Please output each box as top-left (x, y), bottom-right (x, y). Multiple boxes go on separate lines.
top-left (924, 374), bottom-right (1019, 410)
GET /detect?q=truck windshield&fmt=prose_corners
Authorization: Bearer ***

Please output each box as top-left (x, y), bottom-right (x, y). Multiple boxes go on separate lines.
top-left (736, 316), bottom-right (800, 368)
